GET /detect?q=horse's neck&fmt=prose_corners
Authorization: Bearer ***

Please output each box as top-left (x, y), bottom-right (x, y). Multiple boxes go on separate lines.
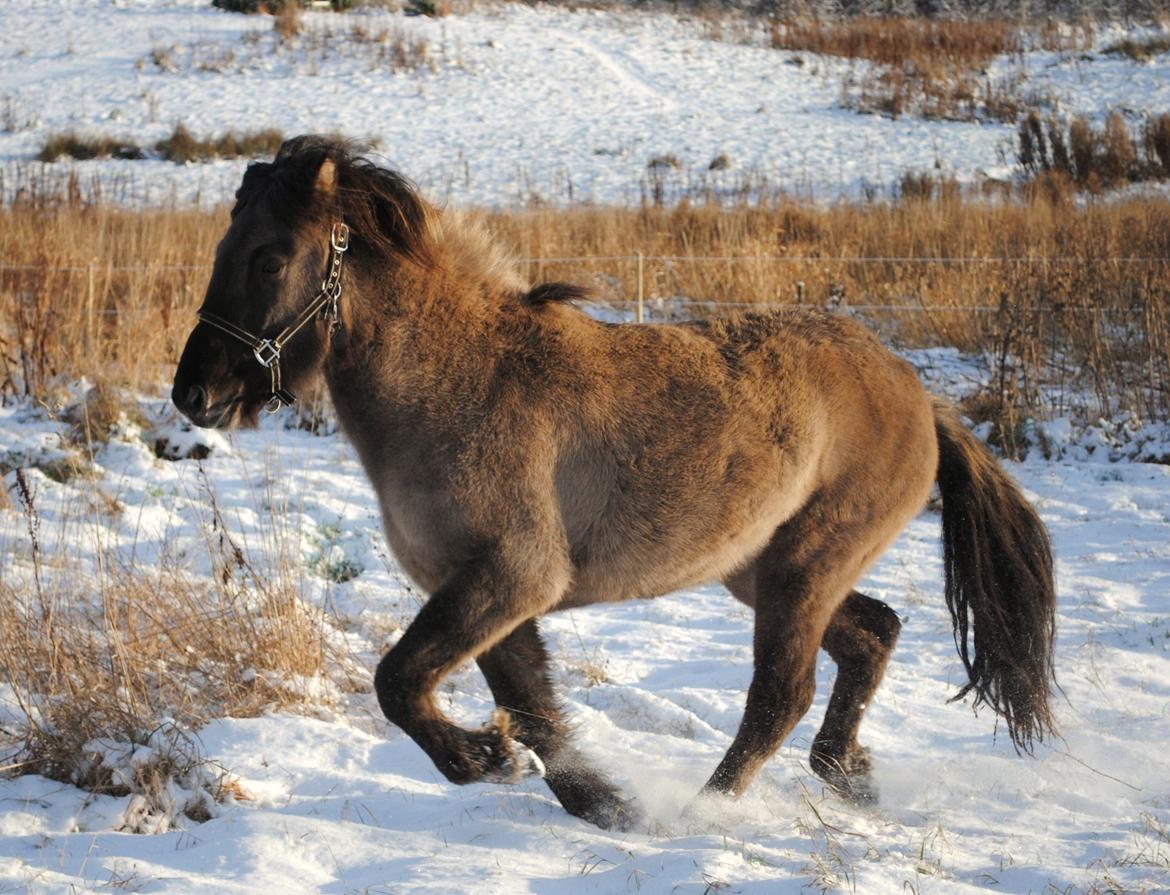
top-left (324, 259), bottom-right (500, 457)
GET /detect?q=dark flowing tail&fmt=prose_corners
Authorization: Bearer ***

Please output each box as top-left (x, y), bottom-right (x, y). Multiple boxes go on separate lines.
top-left (933, 400), bottom-right (1057, 752)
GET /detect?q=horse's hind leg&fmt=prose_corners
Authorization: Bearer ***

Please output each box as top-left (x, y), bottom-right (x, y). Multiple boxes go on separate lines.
top-left (476, 619), bottom-right (635, 830)
top-left (707, 555), bottom-right (851, 798)
top-left (810, 590), bottom-right (900, 804)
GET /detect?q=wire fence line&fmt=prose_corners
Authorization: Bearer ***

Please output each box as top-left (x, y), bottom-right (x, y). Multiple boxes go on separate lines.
top-left (2, 254), bottom-right (1168, 273)
top-left (3, 254), bottom-right (1164, 324)
top-left (32, 299), bottom-right (1158, 319)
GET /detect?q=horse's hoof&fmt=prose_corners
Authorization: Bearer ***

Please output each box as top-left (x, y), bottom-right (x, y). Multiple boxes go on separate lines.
top-left (835, 774), bottom-right (878, 806)
top-left (482, 738), bottom-right (546, 784)
top-left (810, 747), bottom-right (878, 805)
top-left (582, 796), bottom-right (638, 832)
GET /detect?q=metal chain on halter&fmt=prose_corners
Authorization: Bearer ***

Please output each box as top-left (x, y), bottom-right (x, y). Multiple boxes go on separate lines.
top-left (197, 222), bottom-right (350, 413)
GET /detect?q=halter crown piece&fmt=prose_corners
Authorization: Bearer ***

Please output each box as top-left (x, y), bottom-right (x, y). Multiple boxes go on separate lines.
top-left (197, 222), bottom-right (350, 414)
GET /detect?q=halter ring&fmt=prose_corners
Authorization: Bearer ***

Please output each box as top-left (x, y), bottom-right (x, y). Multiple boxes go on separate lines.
top-left (253, 340), bottom-right (281, 368)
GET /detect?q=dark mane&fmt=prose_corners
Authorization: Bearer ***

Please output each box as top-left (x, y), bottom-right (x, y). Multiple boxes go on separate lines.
top-left (524, 282), bottom-right (591, 307)
top-left (234, 135), bottom-right (435, 269)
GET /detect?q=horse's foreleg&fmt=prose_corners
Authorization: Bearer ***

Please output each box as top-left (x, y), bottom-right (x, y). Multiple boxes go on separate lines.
top-left (374, 553), bottom-right (567, 786)
top-left (810, 590), bottom-right (900, 804)
top-left (477, 619), bottom-right (636, 830)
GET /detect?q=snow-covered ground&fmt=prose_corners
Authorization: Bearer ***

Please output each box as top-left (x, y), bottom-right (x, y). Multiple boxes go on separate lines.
top-left (2, 0), bottom-right (1169, 206)
top-left (1, 347), bottom-right (1168, 894)
top-left (3, 1), bottom-right (1170, 891)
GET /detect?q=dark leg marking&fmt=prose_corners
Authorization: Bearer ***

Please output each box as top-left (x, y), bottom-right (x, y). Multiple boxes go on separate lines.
top-left (477, 619), bottom-right (637, 831)
top-left (374, 558), bottom-right (554, 786)
top-left (809, 590), bottom-right (901, 804)
top-left (703, 566), bottom-right (835, 799)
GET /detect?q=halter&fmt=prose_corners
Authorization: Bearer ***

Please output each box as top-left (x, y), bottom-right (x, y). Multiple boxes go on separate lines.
top-left (197, 222), bottom-right (350, 414)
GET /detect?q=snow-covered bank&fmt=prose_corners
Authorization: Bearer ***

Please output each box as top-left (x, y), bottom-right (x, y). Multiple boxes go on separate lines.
top-left (1, 351), bottom-right (1168, 893)
top-left (3, 0), bottom-right (1169, 207)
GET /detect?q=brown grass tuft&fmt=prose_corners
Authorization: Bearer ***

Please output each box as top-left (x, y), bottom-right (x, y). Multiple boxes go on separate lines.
top-left (771, 16), bottom-right (1040, 121)
top-left (1018, 111), bottom-right (1169, 192)
top-left (0, 466), bottom-right (354, 828)
top-left (154, 122), bottom-right (286, 164)
top-left (770, 17), bottom-right (1021, 70)
top-left (273, 2), bottom-right (303, 42)
top-left (64, 381), bottom-right (148, 447)
top-left (1103, 33), bottom-right (1170, 62)
top-left (37, 132), bottom-right (145, 163)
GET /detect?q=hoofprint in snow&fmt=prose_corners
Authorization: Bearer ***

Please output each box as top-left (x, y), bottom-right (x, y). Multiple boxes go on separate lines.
top-left (1, 346), bottom-right (1169, 894)
top-left (2, 0), bottom-right (1170, 206)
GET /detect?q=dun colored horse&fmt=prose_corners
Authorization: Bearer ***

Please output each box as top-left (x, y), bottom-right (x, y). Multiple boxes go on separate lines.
top-left (173, 137), bottom-right (1056, 830)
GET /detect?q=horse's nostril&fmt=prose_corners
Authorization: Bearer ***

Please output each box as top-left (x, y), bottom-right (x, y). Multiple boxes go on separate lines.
top-left (186, 385), bottom-right (207, 417)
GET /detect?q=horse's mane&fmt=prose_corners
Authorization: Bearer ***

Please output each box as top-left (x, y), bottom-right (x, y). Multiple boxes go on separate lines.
top-left (234, 135), bottom-right (436, 270)
top-left (236, 136), bottom-right (585, 310)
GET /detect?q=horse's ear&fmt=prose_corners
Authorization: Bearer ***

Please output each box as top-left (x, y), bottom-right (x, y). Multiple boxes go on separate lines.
top-left (315, 156), bottom-right (337, 197)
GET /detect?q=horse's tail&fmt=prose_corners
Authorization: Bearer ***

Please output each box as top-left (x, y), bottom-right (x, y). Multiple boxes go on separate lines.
top-left (933, 399), bottom-right (1057, 752)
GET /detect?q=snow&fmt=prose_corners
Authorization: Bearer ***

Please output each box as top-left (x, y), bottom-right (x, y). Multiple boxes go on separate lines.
top-left (2, 0), bottom-right (1169, 207)
top-left (2, 350), bottom-right (1169, 894)
top-left (2, 1), bottom-right (1170, 890)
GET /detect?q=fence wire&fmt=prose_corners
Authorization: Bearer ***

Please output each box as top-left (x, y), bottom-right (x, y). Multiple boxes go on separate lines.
top-left (2, 254), bottom-right (1167, 273)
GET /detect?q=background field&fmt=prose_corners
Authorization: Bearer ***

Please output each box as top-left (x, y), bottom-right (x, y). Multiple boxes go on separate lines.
top-left (2, 1), bottom-right (1170, 893)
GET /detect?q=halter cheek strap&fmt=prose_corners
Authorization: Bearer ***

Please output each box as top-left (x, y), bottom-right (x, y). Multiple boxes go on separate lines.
top-left (197, 222), bottom-right (349, 414)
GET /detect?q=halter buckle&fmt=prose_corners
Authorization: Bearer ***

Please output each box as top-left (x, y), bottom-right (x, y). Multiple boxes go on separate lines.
top-left (253, 339), bottom-right (280, 368)
top-left (331, 223), bottom-right (350, 253)
top-left (262, 394), bottom-right (284, 414)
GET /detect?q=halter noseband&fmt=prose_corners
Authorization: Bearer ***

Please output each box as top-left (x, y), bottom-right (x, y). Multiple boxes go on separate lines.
top-left (197, 222), bottom-right (350, 414)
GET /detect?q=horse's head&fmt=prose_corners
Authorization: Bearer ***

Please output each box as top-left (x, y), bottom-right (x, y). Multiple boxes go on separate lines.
top-left (172, 136), bottom-right (434, 428)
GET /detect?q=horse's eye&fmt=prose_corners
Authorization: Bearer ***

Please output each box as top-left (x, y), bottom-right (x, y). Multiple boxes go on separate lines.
top-left (261, 257), bottom-right (284, 275)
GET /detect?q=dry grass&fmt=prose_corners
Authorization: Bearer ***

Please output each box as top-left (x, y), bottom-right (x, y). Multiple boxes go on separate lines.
top-left (273, 2), bottom-right (303, 42)
top-left (146, 15), bottom-right (432, 76)
top-left (772, 16), bottom-right (1021, 121)
top-left (0, 192), bottom-right (222, 400)
top-left (0, 459), bottom-right (354, 828)
top-left (1019, 111), bottom-right (1170, 193)
top-left (154, 123), bottom-right (286, 164)
top-left (1, 180), bottom-right (1168, 426)
top-left (496, 197), bottom-right (1170, 428)
top-left (1103, 32), bottom-right (1170, 62)
top-left (38, 133), bottom-right (146, 163)
top-left (37, 123), bottom-right (287, 165)
top-left (768, 17), bottom-right (1087, 122)
top-left (770, 17), bottom-right (1023, 70)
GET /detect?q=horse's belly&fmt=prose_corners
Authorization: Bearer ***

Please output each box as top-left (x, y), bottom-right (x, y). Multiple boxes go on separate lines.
top-left (559, 470), bottom-right (813, 608)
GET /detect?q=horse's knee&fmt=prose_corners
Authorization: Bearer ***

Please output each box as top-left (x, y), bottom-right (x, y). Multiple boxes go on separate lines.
top-left (826, 593), bottom-right (901, 663)
top-left (862, 597), bottom-right (901, 648)
top-left (373, 650), bottom-right (429, 727)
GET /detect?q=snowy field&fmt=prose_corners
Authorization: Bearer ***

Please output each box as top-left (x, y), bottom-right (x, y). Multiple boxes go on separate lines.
top-left (1, 347), bottom-right (1169, 894)
top-left (2, 0), bottom-right (1170, 206)
top-left (3, 1), bottom-right (1170, 892)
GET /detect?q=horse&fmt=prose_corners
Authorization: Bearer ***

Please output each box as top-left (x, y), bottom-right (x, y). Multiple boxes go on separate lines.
top-left (172, 136), bottom-right (1057, 830)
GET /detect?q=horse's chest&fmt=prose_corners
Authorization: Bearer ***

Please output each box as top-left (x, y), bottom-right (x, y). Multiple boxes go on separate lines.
top-left (371, 474), bottom-right (465, 594)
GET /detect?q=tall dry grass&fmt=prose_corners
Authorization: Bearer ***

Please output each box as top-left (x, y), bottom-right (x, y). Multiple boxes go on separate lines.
top-left (1, 179), bottom-right (1168, 425)
top-left (770, 16), bottom-right (1024, 69)
top-left (0, 456), bottom-right (356, 829)
top-left (768, 17), bottom-right (1091, 121)
top-left (494, 198), bottom-right (1170, 425)
top-left (0, 188), bottom-right (223, 402)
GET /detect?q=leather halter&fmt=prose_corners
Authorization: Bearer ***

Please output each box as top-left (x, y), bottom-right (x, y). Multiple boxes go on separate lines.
top-left (197, 223), bottom-right (349, 414)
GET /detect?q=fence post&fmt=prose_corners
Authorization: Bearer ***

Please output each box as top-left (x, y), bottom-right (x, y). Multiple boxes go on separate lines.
top-left (795, 280), bottom-right (805, 304)
top-left (86, 261), bottom-right (96, 348)
top-left (635, 252), bottom-right (644, 323)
